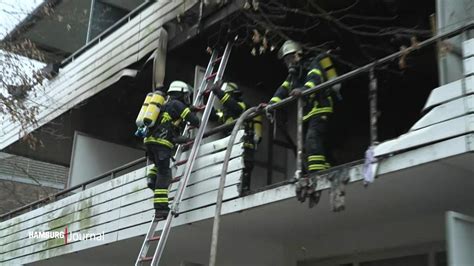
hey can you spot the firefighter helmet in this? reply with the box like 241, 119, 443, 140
223, 82, 240, 93
168, 81, 192, 94
277, 40, 303, 59
168, 81, 192, 104
223, 82, 242, 98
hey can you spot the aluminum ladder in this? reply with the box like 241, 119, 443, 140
135, 42, 233, 266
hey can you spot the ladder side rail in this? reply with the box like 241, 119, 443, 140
172, 51, 219, 163
172, 43, 232, 211
151, 43, 232, 265
135, 219, 160, 266
135, 50, 218, 266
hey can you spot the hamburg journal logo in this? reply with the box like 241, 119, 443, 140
28, 227, 105, 244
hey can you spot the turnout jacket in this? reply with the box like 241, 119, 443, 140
270, 56, 333, 121
211, 89, 261, 149
144, 99, 200, 148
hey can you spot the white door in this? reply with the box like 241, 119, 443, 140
446, 211, 474, 266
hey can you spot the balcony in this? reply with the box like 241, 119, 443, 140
1, 16, 474, 266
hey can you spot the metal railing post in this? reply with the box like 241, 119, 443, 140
369, 67, 378, 145
295, 97, 304, 180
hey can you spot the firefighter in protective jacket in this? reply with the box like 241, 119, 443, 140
143, 81, 200, 218
210, 82, 262, 192
269, 40, 336, 206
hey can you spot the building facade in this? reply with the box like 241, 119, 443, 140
0, 0, 473, 265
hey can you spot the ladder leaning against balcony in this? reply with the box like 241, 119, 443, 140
135, 42, 233, 266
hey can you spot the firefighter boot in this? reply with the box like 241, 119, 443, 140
154, 188, 170, 219
241, 172, 251, 194
155, 206, 170, 220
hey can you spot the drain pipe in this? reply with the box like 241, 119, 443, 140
209, 106, 257, 266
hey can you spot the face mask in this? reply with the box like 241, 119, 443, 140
183, 93, 191, 105
283, 53, 297, 68
283, 53, 301, 75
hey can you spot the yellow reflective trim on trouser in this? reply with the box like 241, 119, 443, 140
154, 189, 168, 194
325, 163, 331, 169
180, 108, 190, 119
148, 167, 157, 174
308, 164, 327, 171
154, 198, 168, 203
270, 97, 282, 103
221, 93, 231, 104
238, 102, 246, 110
308, 68, 323, 77
308, 155, 326, 161
281, 81, 290, 89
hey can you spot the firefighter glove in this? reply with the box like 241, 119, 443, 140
173, 135, 191, 144
211, 80, 224, 94
289, 88, 303, 97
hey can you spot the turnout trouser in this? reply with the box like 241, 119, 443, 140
146, 144, 172, 210
305, 114, 330, 174
241, 146, 255, 191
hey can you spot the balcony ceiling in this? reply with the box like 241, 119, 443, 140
2, 0, 145, 63
99, 0, 143, 12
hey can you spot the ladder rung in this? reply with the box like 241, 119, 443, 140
148, 236, 161, 242
205, 72, 217, 80
140, 256, 153, 262
176, 159, 187, 166
193, 104, 206, 111
213, 56, 223, 64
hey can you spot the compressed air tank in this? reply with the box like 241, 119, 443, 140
136, 93, 153, 127
253, 115, 263, 144
319, 56, 337, 80
143, 91, 165, 127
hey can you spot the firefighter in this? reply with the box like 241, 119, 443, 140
143, 81, 200, 218
268, 40, 335, 206
210, 82, 262, 193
